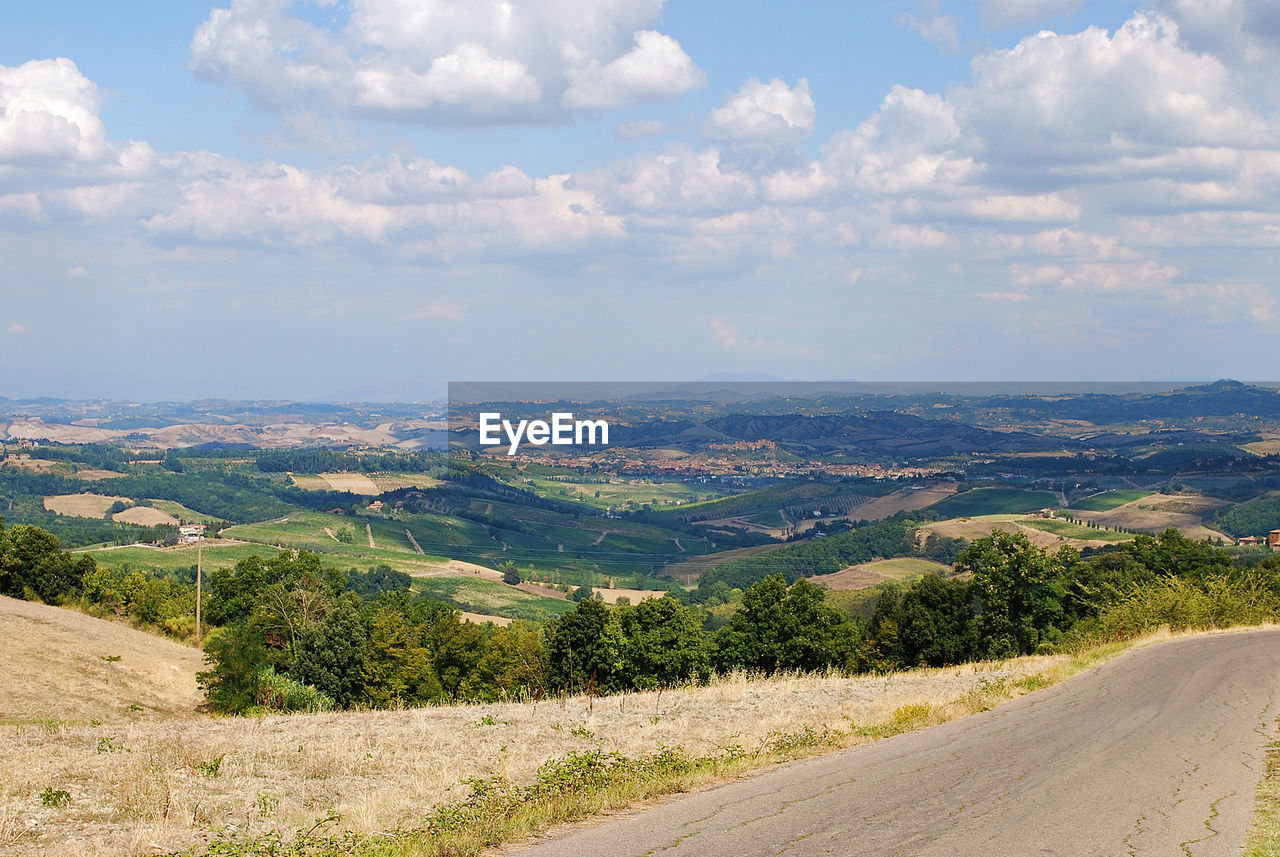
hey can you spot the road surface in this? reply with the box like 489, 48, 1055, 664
511, 630, 1280, 856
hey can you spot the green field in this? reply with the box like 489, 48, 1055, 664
411, 576, 572, 623
482, 464, 730, 511
1022, 518, 1135, 542
930, 488, 1061, 518
83, 542, 273, 573
1068, 490, 1153, 512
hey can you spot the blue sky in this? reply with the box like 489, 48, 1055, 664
1, 0, 1278, 401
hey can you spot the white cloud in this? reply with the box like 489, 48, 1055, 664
6, 322, 29, 334
353, 43, 541, 112
897, 11, 962, 52
974, 290, 1030, 301
190, 1, 704, 124
0, 58, 108, 164
406, 300, 465, 321
962, 13, 1270, 171
562, 30, 704, 109
706, 78, 815, 146
710, 315, 737, 348
66, 265, 88, 276
824, 85, 977, 195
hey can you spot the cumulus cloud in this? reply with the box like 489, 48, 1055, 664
562, 30, 705, 109
824, 85, 976, 195
0, 58, 108, 164
961, 13, 1270, 172
190, 0, 705, 124
706, 78, 815, 146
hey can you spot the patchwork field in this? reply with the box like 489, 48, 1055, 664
850, 484, 958, 521
665, 544, 786, 583
43, 494, 129, 518
410, 576, 572, 622
592, 586, 669, 604
928, 488, 1061, 518
1068, 489, 1153, 512
318, 472, 381, 495
84, 542, 272, 574
485, 466, 730, 511
147, 499, 222, 525
916, 514, 1128, 550
1069, 493, 1231, 540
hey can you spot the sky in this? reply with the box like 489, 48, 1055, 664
2, 0, 1279, 401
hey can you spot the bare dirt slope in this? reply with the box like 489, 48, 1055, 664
0, 596, 203, 723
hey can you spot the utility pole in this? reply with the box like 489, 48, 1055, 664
195, 533, 202, 642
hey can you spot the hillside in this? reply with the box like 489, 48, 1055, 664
0, 596, 203, 723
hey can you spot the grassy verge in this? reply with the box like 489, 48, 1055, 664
1247, 727, 1280, 857
170, 640, 1136, 857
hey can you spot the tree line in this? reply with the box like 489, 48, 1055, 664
5, 513, 1280, 716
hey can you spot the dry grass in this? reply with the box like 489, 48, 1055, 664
0, 644, 1089, 857
317, 473, 380, 496
370, 474, 442, 492
75, 469, 127, 481
112, 507, 180, 527
1247, 725, 1280, 857
851, 485, 957, 522
43, 494, 129, 518
5, 595, 1250, 857
460, 611, 513, 627
917, 515, 1125, 550
816, 558, 953, 591
591, 587, 667, 605
0, 596, 203, 724
1, 455, 70, 475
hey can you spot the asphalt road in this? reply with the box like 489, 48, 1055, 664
511, 631, 1280, 857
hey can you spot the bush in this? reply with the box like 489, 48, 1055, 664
252, 666, 335, 714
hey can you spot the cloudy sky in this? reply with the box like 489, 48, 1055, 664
2, 0, 1279, 401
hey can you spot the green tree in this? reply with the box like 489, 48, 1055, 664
198, 621, 270, 714
713, 575, 860, 674
897, 574, 977, 667
544, 595, 618, 692
612, 596, 710, 690
956, 532, 1071, 658
293, 594, 368, 707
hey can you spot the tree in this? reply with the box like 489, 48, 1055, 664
713, 575, 860, 674
499, 560, 522, 586
198, 621, 269, 714
292, 593, 368, 707
544, 595, 618, 692
612, 596, 710, 690
956, 532, 1071, 658
897, 574, 977, 667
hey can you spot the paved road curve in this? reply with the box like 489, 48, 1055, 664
511, 631, 1280, 857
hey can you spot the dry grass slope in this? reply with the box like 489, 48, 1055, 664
0, 596, 203, 724
0, 594, 1091, 857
